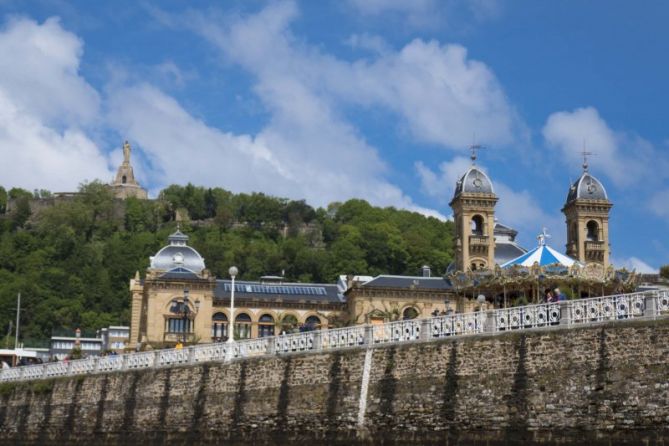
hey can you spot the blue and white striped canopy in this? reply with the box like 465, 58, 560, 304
501, 244, 579, 268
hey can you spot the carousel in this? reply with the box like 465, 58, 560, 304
447, 229, 637, 308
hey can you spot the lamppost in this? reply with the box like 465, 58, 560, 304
477, 294, 486, 331
227, 266, 238, 344
182, 288, 190, 344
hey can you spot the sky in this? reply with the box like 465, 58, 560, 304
0, 0, 667, 272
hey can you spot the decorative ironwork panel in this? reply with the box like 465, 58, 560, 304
97, 355, 124, 373
192, 343, 228, 363
126, 352, 155, 369
44, 362, 69, 378
70, 358, 96, 374
157, 348, 189, 366
238, 338, 270, 358
0, 367, 22, 381
275, 332, 314, 354
321, 326, 366, 350
22, 365, 45, 380
431, 313, 483, 338
373, 320, 420, 344
658, 291, 669, 313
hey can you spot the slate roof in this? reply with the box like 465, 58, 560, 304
360, 275, 452, 290
214, 280, 345, 304
566, 172, 609, 203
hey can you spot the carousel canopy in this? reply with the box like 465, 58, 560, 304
501, 229, 580, 268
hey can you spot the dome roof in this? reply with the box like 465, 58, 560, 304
566, 172, 608, 203
150, 230, 206, 274
454, 167, 494, 197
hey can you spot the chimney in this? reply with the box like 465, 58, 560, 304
421, 265, 431, 278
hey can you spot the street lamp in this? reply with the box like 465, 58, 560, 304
182, 288, 191, 344
227, 266, 238, 344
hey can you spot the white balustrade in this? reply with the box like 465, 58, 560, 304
494, 303, 560, 331
373, 319, 421, 344
321, 326, 366, 350
275, 332, 314, 354
1, 290, 666, 383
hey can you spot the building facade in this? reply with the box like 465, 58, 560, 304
129, 230, 344, 347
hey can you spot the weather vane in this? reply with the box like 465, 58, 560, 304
581, 141, 595, 172
469, 142, 486, 165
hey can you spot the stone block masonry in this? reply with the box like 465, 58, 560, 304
0, 318, 667, 445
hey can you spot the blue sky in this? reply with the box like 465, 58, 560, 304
0, 0, 667, 271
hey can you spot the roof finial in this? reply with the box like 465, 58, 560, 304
537, 227, 551, 246
581, 141, 593, 172
469, 143, 485, 165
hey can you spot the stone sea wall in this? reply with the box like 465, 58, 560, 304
0, 318, 668, 445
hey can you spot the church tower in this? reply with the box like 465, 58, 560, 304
562, 157, 612, 267
449, 147, 498, 271
111, 141, 148, 200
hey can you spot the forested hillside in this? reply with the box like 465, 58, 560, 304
0, 182, 453, 345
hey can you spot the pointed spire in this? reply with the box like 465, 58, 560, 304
581, 144, 593, 172
469, 143, 484, 165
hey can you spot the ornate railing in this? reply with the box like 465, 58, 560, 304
1, 290, 667, 383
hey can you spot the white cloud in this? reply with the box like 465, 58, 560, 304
0, 17, 99, 126
611, 256, 657, 274
110, 0, 519, 215
0, 17, 112, 192
345, 0, 502, 27
648, 189, 669, 219
542, 107, 654, 187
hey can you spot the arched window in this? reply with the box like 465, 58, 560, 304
304, 315, 321, 331
586, 220, 599, 242
166, 299, 192, 335
471, 215, 484, 236
403, 307, 419, 320
235, 313, 252, 340
258, 314, 275, 338
280, 314, 299, 334
211, 312, 228, 341
122, 175, 127, 184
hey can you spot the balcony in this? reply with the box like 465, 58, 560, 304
469, 235, 489, 256
585, 240, 605, 251
469, 235, 489, 245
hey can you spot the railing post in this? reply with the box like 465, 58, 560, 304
644, 292, 657, 318
187, 346, 196, 364
364, 325, 374, 346
154, 350, 161, 368
267, 336, 276, 355
313, 330, 323, 351
484, 310, 496, 333
559, 301, 570, 325
420, 319, 432, 341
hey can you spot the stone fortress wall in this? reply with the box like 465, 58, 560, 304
0, 318, 667, 445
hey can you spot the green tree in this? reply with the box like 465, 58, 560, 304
660, 265, 669, 279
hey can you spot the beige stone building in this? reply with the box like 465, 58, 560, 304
130, 230, 344, 347
111, 141, 148, 200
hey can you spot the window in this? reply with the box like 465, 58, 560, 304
280, 314, 299, 334
471, 215, 484, 236
212, 312, 228, 341
586, 221, 599, 242
166, 318, 192, 334
403, 307, 419, 320
235, 313, 252, 340
304, 315, 321, 330
122, 175, 127, 184
258, 314, 275, 338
